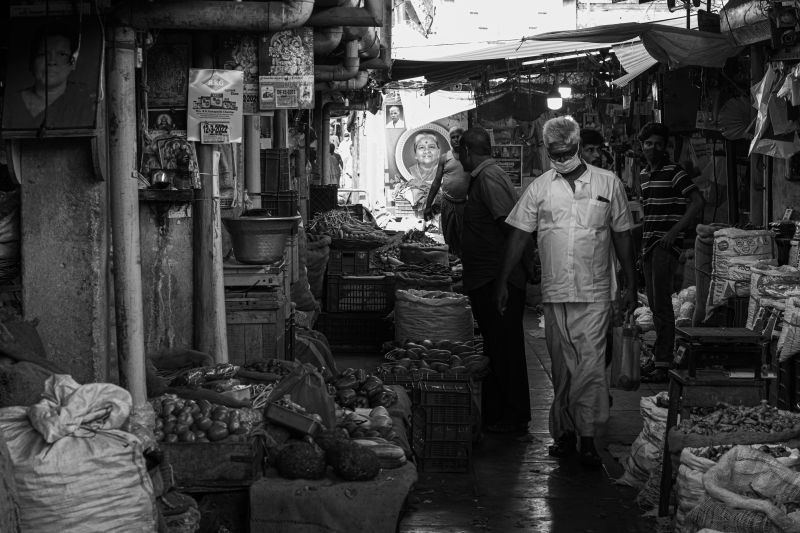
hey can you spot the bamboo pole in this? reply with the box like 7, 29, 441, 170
108, 26, 147, 405
193, 36, 229, 363
245, 115, 261, 208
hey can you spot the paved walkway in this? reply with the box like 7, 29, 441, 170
396, 310, 660, 533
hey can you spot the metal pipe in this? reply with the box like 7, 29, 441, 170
108, 26, 147, 406
308, 0, 383, 27
358, 27, 380, 59
343, 25, 369, 40
315, 70, 369, 91
320, 100, 367, 185
315, 39, 360, 81
361, 45, 390, 69
361, 0, 392, 69
244, 115, 261, 207
119, 0, 315, 31
314, 26, 344, 57
193, 36, 228, 363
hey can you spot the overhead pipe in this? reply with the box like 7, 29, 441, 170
343, 25, 369, 41
118, 0, 315, 31
308, 0, 383, 27
315, 70, 370, 91
315, 39, 360, 81
361, 0, 391, 69
359, 27, 380, 59
314, 26, 344, 57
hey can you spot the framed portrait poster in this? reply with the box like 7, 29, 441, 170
2, 15, 103, 138
394, 123, 450, 182
491, 144, 523, 186
146, 34, 191, 108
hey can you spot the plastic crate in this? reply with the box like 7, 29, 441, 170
416, 442, 471, 473
226, 298, 287, 364
259, 190, 298, 217
261, 148, 291, 192
328, 249, 372, 276
314, 312, 392, 352
310, 185, 339, 218
325, 275, 394, 313
225, 288, 284, 310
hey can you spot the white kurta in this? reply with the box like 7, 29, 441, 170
506, 164, 633, 437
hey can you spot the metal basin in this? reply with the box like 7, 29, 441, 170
222, 215, 300, 264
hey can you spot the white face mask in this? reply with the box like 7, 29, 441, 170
550, 151, 581, 174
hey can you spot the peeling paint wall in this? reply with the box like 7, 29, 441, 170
139, 203, 194, 356
20, 140, 108, 383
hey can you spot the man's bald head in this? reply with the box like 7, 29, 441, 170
460, 127, 491, 156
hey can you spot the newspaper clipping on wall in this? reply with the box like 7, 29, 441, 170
187, 68, 244, 143
259, 28, 314, 110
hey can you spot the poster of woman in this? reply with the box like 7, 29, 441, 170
2, 16, 103, 137
392, 123, 450, 215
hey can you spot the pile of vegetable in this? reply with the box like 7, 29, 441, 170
151, 394, 261, 444
394, 263, 452, 277
380, 339, 490, 378
338, 406, 397, 442
692, 444, 794, 462
308, 210, 389, 243
676, 401, 800, 436
170, 363, 238, 387
330, 368, 398, 409
401, 229, 440, 247
242, 359, 296, 378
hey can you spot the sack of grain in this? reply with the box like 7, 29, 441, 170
746, 263, 800, 329
705, 228, 774, 321
617, 392, 669, 489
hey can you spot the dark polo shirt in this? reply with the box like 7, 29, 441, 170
462, 158, 527, 292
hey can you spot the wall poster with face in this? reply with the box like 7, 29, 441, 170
3, 16, 103, 137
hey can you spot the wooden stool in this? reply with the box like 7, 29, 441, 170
674, 327, 770, 378
657, 369, 767, 517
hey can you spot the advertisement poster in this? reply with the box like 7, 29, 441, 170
217, 34, 259, 115
258, 28, 314, 110
491, 144, 523, 186
187, 68, 243, 143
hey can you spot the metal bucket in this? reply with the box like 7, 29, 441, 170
222, 216, 300, 264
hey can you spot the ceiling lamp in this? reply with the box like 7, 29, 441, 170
547, 85, 563, 111
558, 75, 572, 99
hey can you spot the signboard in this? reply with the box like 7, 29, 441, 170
492, 144, 523, 186
187, 69, 243, 143
258, 28, 314, 110
217, 34, 259, 115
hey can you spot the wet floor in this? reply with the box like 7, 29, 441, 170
341, 310, 660, 533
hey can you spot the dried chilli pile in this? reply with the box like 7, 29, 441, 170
309, 210, 388, 243
401, 229, 441, 247
676, 401, 800, 435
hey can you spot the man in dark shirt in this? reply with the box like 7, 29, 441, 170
459, 127, 530, 434
639, 123, 704, 381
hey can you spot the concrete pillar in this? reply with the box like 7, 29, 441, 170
245, 115, 262, 208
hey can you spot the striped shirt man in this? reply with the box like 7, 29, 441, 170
640, 161, 698, 257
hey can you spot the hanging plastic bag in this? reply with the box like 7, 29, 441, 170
610, 314, 641, 392
266, 363, 335, 430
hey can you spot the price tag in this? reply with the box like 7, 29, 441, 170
200, 122, 230, 144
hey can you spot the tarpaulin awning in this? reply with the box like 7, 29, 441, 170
532, 22, 744, 70
611, 41, 658, 87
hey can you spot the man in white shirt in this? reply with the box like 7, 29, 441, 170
385, 106, 405, 129
494, 116, 637, 467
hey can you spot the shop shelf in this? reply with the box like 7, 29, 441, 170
324, 275, 394, 313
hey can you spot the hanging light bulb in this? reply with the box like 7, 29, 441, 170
547, 86, 563, 111
558, 75, 572, 99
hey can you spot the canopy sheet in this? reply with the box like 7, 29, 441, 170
399, 89, 477, 129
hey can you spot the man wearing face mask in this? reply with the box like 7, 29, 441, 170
460, 127, 531, 435
638, 123, 704, 382
423, 126, 470, 256
494, 116, 637, 467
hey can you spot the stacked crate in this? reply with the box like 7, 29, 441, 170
411, 380, 477, 472
316, 242, 393, 352
223, 260, 291, 363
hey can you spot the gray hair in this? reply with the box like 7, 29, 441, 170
542, 116, 580, 146
449, 126, 464, 135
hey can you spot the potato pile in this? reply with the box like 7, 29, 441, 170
152, 395, 255, 444
380, 339, 489, 378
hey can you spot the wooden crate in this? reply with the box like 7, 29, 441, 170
226, 299, 288, 363
160, 438, 264, 490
